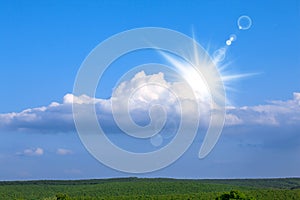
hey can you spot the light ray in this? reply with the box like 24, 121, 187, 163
221, 73, 259, 82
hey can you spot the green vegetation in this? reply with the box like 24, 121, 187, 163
0, 177, 299, 199
216, 190, 255, 200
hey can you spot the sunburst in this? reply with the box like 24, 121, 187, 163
160, 37, 255, 106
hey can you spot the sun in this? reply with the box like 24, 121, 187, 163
160, 37, 254, 107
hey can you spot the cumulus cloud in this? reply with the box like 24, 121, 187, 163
225, 92, 300, 126
0, 71, 299, 133
56, 148, 73, 155
0, 71, 207, 133
17, 147, 44, 156
0, 100, 75, 132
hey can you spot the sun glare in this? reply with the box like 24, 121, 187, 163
160, 37, 255, 107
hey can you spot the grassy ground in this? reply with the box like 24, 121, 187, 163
0, 177, 299, 199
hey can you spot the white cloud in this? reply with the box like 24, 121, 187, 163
0, 71, 299, 133
225, 113, 243, 125
226, 92, 300, 126
0, 71, 209, 133
56, 148, 73, 155
294, 92, 300, 103
17, 147, 44, 156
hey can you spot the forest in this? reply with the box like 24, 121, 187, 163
0, 177, 300, 199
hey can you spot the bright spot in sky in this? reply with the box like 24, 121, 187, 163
150, 134, 163, 147
229, 34, 237, 41
160, 51, 211, 102
213, 48, 226, 63
160, 37, 254, 104
226, 34, 236, 46
237, 15, 252, 30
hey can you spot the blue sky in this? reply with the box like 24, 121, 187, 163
0, 0, 300, 180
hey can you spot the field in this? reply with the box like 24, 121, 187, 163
0, 177, 300, 200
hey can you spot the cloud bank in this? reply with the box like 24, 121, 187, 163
16, 147, 44, 156
226, 92, 300, 126
0, 71, 299, 133
56, 148, 73, 155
